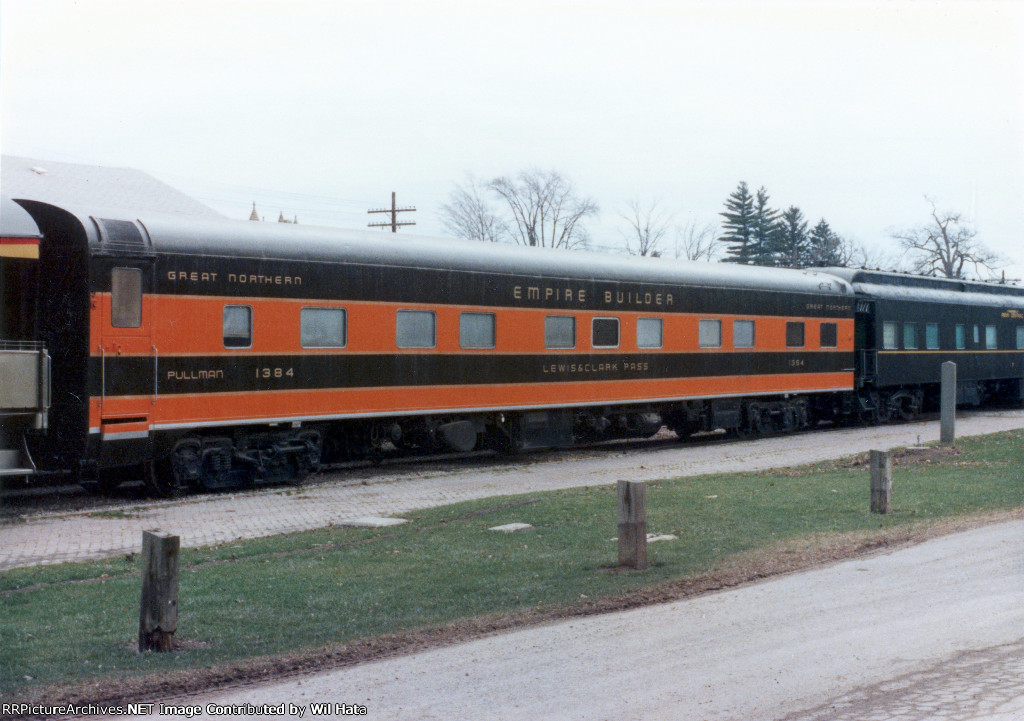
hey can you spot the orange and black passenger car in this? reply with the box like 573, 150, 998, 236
2, 197, 1022, 494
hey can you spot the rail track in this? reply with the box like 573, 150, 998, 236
0, 411, 956, 520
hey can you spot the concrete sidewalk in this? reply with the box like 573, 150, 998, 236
3, 409, 1024, 570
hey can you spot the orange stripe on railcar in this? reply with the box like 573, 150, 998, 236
88, 293, 855, 356
88, 371, 854, 431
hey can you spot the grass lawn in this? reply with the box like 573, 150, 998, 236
1, 429, 1022, 701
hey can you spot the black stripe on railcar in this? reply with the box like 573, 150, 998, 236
90, 351, 853, 397
92, 256, 857, 319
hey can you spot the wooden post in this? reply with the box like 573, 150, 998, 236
139, 531, 179, 652
869, 450, 892, 515
940, 361, 956, 446
617, 480, 648, 570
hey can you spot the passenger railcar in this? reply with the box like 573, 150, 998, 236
825, 268, 1024, 421
3, 198, 856, 494
0, 197, 49, 479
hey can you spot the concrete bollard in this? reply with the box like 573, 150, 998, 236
940, 361, 956, 446
617, 480, 648, 570
139, 531, 180, 652
869, 450, 892, 515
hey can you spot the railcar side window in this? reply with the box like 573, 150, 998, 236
974, 325, 980, 344
460, 312, 496, 349
110, 267, 142, 328
883, 322, 898, 350
903, 323, 917, 350
637, 318, 663, 349
698, 319, 722, 348
1017, 326, 1024, 350
397, 310, 436, 349
545, 316, 576, 349
223, 306, 253, 348
785, 321, 805, 348
301, 308, 346, 348
733, 320, 755, 348
986, 325, 997, 350
592, 318, 619, 348
819, 322, 838, 348
956, 325, 966, 350
925, 323, 939, 350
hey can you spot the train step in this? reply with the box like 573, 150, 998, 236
0, 444, 37, 476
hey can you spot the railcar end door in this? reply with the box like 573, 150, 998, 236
96, 259, 156, 460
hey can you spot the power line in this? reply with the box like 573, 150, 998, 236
368, 191, 416, 233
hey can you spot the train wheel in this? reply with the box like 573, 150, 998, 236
669, 420, 698, 440
896, 394, 922, 422
495, 433, 523, 455
288, 431, 323, 485
871, 392, 892, 424
748, 404, 767, 437
885, 396, 902, 423
145, 457, 188, 498
488, 414, 523, 455
795, 400, 810, 430
857, 391, 878, 426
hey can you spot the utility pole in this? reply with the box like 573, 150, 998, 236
368, 192, 416, 233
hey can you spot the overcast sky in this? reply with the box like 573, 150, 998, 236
2, 0, 1022, 276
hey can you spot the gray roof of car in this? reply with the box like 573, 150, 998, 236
108, 209, 855, 296
817, 267, 1024, 308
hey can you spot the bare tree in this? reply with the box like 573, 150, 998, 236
673, 216, 720, 261
891, 197, 1002, 279
833, 235, 905, 271
619, 199, 673, 256
440, 174, 503, 243
488, 169, 598, 249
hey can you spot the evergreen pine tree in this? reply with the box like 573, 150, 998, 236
808, 219, 844, 267
775, 206, 810, 268
719, 182, 756, 264
749, 186, 780, 266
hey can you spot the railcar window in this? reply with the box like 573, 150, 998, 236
903, 323, 917, 350
733, 320, 755, 348
974, 325, 980, 344
956, 325, 966, 350
397, 310, 436, 349
301, 308, 346, 348
1017, 326, 1024, 351
637, 318, 663, 349
110, 267, 142, 328
819, 322, 838, 348
986, 325, 997, 350
785, 321, 805, 348
926, 323, 939, 350
883, 322, 898, 350
698, 319, 722, 348
223, 306, 253, 348
460, 312, 496, 349
545, 315, 576, 349
592, 318, 619, 348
